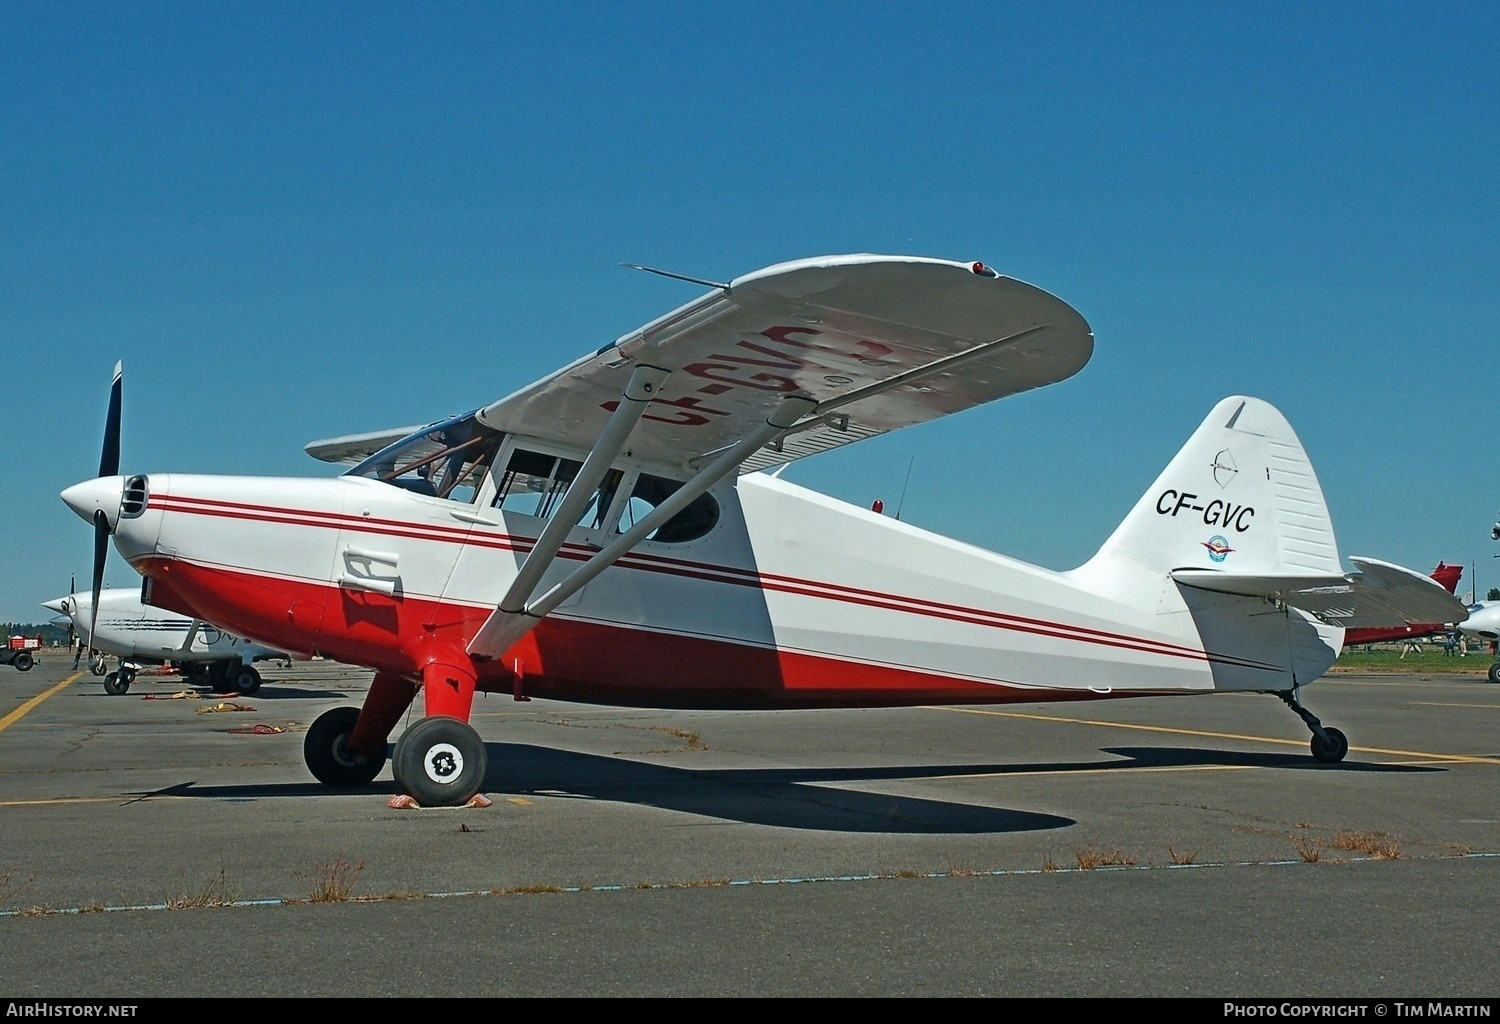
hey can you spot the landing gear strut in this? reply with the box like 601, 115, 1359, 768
1278, 689, 1348, 763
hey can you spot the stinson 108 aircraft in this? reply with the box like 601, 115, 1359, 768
59, 255, 1467, 806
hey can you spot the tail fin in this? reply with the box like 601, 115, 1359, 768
1074, 396, 1341, 599
1430, 563, 1462, 595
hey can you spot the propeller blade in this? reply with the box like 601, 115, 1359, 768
68, 574, 77, 642
89, 510, 109, 654
98, 361, 122, 479
180, 619, 202, 653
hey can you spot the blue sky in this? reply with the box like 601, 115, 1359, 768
2, 2, 1496, 622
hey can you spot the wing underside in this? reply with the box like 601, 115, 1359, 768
477, 255, 1093, 472
304, 255, 1093, 475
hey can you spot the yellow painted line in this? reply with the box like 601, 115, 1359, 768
938, 763, 1253, 780
0, 673, 83, 735
505, 797, 533, 807
1413, 702, 1500, 710
0, 795, 121, 808
926, 706, 1500, 765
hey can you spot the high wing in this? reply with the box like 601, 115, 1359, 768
306, 255, 1093, 472
1172, 557, 1472, 629
476, 254, 1093, 472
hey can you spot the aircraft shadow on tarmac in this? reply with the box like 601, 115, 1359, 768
134, 740, 1442, 833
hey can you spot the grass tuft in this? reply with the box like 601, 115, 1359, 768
1073, 845, 1135, 870
293, 858, 364, 902
164, 864, 238, 910
1292, 837, 1323, 863
1330, 829, 1402, 859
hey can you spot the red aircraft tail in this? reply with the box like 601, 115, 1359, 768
1430, 562, 1462, 595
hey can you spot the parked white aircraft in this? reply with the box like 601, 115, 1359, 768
1455, 601, 1500, 682
58, 254, 1469, 806
42, 588, 289, 695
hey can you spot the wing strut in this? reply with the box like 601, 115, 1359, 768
467, 392, 817, 659
494, 364, 671, 620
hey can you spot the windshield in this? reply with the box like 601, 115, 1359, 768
347, 412, 504, 504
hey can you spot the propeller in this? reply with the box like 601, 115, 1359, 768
66, 574, 77, 645
84, 362, 123, 659
99, 362, 122, 478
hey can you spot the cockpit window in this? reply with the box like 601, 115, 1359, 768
619, 473, 720, 544
346, 413, 503, 505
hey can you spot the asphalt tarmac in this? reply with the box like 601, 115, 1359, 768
1, 653, 1496, 997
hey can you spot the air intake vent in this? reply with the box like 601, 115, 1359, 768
121, 475, 149, 518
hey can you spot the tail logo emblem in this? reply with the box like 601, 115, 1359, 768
1203, 536, 1233, 562
1211, 449, 1238, 488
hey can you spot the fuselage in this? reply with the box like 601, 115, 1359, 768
1458, 601, 1500, 641
41, 589, 285, 665
103, 465, 1331, 708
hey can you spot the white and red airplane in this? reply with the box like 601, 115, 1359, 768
41, 587, 289, 695
58, 255, 1468, 806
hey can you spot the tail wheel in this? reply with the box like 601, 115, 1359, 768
304, 706, 386, 787
12, 652, 33, 672
1311, 726, 1349, 764
103, 671, 130, 696
392, 716, 487, 807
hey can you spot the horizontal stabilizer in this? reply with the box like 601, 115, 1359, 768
1171, 557, 1471, 629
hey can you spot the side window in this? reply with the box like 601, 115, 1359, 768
618, 473, 720, 544
493, 450, 580, 518
492, 451, 623, 530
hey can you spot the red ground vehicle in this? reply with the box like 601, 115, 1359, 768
1, 635, 41, 672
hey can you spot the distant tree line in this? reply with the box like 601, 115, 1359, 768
4, 623, 72, 645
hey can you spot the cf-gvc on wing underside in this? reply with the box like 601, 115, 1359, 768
59, 254, 1467, 806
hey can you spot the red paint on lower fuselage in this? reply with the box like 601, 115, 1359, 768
137, 556, 1161, 711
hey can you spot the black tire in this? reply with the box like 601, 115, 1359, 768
90, 656, 107, 677
304, 706, 386, 787
391, 716, 487, 807
1488, 662, 1500, 684
231, 665, 261, 695
103, 671, 130, 696
12, 651, 33, 672
1311, 726, 1349, 764
208, 661, 236, 693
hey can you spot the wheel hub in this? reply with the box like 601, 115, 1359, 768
424, 743, 464, 784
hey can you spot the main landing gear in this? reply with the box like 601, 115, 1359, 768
1277, 689, 1349, 763
184, 659, 262, 695
305, 707, 387, 787
302, 664, 488, 807
103, 664, 137, 695
391, 717, 488, 807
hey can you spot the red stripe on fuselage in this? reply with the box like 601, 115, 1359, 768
149, 493, 1279, 672
139, 557, 1179, 710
